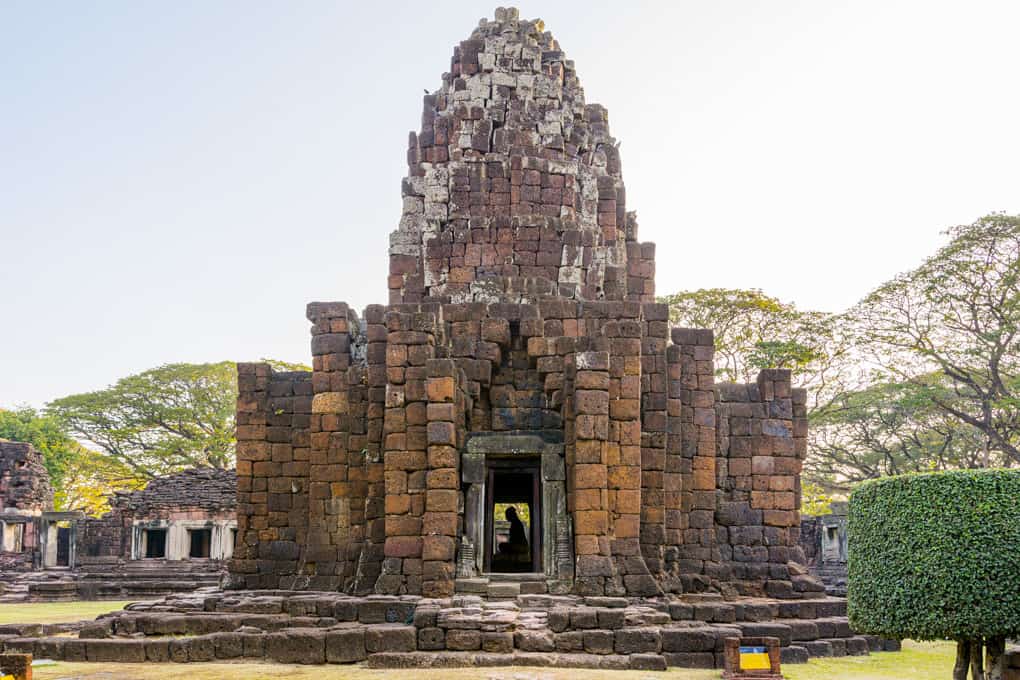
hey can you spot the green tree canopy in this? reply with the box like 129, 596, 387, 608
0, 406, 132, 514
853, 213, 1020, 466
658, 288, 854, 411
807, 375, 1003, 491
46, 361, 239, 479
0, 406, 78, 489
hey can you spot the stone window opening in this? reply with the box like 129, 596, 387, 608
188, 528, 212, 559
1, 521, 25, 552
142, 528, 167, 559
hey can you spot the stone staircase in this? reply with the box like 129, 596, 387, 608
0, 589, 901, 671
75, 560, 224, 599
0, 573, 31, 603
0, 571, 78, 603
455, 573, 552, 598
811, 564, 849, 597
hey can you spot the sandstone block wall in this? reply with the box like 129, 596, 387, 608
233, 365, 311, 587
0, 441, 52, 514
229, 8, 819, 600
78, 467, 237, 564
0, 441, 52, 570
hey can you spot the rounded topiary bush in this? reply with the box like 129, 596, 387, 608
848, 469, 1020, 678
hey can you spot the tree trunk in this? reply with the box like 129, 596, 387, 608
955, 640, 971, 680
970, 639, 985, 680
986, 636, 1005, 680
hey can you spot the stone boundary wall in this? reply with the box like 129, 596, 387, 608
715, 370, 813, 598
232, 365, 312, 588
667, 329, 718, 591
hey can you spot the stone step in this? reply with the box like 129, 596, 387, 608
487, 573, 546, 582
486, 582, 520, 598
679, 593, 724, 603
366, 650, 666, 670
775, 598, 848, 619
454, 578, 488, 594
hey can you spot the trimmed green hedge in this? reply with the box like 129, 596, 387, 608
848, 469, 1020, 640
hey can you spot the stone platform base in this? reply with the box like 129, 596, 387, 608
0, 563, 225, 603
0, 588, 900, 670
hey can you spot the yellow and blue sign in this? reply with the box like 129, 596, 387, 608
739, 645, 772, 670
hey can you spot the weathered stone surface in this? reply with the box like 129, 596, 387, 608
222, 5, 815, 607
325, 627, 367, 663
614, 627, 661, 654
444, 629, 481, 651
85, 639, 147, 663
365, 625, 416, 653
515, 629, 555, 653
583, 630, 615, 655
265, 628, 326, 664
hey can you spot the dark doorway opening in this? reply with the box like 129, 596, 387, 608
485, 461, 541, 573
144, 528, 167, 558
188, 528, 212, 558
55, 525, 71, 567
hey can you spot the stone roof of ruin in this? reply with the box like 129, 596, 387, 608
0, 439, 53, 514
389, 6, 645, 305
110, 466, 236, 514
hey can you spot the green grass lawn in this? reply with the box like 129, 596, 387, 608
785, 640, 955, 680
29, 641, 954, 680
0, 600, 138, 625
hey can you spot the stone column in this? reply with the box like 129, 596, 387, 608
376, 309, 437, 595
422, 358, 462, 598
605, 304, 656, 596
714, 369, 821, 598
356, 304, 390, 593
670, 327, 719, 590
640, 302, 671, 588
307, 302, 355, 590
231, 363, 310, 590
232, 362, 269, 588
571, 349, 611, 595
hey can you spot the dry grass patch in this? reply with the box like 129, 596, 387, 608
0, 600, 139, 625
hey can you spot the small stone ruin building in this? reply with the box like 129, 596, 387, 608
799, 502, 848, 596
74, 467, 238, 598
0, 439, 237, 599
0, 440, 53, 571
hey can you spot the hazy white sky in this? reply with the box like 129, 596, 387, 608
2, 0, 1019, 408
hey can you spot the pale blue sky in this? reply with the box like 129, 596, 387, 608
2, 1, 1019, 408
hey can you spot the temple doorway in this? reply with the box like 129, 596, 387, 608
55, 524, 71, 566
41, 514, 80, 569
484, 461, 542, 573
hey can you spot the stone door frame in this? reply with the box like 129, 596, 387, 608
483, 458, 542, 573
461, 431, 572, 585
39, 511, 84, 569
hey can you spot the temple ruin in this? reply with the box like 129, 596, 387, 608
0, 441, 235, 601
232, 7, 810, 603
0, 9, 900, 670
0, 441, 52, 572
799, 503, 849, 596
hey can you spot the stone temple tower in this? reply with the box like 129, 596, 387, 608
232, 7, 812, 602
388, 7, 653, 307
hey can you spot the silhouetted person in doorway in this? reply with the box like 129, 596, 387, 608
506, 506, 527, 550
498, 506, 529, 562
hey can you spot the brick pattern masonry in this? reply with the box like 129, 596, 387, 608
230, 7, 814, 603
